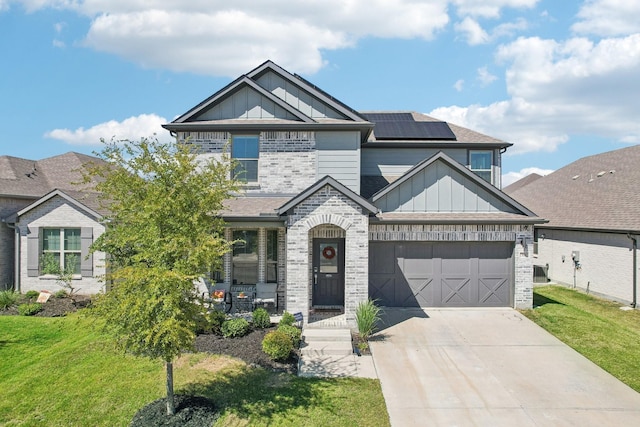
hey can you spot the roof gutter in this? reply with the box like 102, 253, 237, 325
627, 233, 637, 308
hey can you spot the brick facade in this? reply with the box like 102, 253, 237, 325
285, 185, 369, 326
0, 197, 32, 288
17, 196, 106, 295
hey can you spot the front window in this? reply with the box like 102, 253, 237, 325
470, 150, 492, 183
266, 229, 278, 283
232, 135, 259, 182
232, 230, 258, 285
41, 228, 81, 275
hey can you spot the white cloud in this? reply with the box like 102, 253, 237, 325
502, 166, 553, 187
477, 66, 497, 85
453, 0, 539, 18
455, 17, 490, 45
572, 0, 640, 37
432, 34, 640, 154
45, 114, 169, 145
454, 79, 464, 91
52, 39, 65, 48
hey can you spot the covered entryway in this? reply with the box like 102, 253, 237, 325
312, 238, 345, 306
369, 241, 513, 307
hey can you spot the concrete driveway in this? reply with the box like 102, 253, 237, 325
370, 308, 640, 426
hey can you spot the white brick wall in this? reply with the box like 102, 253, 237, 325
17, 197, 106, 295
535, 229, 639, 304
285, 185, 369, 326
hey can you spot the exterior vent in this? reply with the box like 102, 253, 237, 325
597, 171, 606, 177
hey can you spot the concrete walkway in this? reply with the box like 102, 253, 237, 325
298, 328, 377, 378
370, 308, 640, 426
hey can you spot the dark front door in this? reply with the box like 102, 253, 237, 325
312, 238, 345, 306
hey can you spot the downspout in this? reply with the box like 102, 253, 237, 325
627, 234, 637, 308
2, 220, 20, 292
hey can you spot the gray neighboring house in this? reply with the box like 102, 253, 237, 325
163, 60, 543, 326
0, 152, 107, 294
505, 145, 640, 307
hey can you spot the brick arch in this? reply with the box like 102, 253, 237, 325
300, 213, 353, 232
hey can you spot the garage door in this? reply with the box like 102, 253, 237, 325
369, 242, 513, 307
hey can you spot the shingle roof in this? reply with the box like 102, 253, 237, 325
0, 152, 105, 199
507, 145, 640, 232
220, 196, 292, 218
503, 173, 543, 194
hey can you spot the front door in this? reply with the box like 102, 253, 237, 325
312, 238, 345, 306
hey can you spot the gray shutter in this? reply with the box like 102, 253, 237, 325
81, 227, 93, 277
27, 227, 40, 277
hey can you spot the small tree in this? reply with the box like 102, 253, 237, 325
41, 252, 80, 301
86, 137, 237, 415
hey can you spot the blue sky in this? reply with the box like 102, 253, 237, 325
1, 0, 639, 186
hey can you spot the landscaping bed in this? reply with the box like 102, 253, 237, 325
0, 292, 91, 317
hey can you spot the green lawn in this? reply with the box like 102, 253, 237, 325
0, 315, 388, 427
522, 285, 640, 392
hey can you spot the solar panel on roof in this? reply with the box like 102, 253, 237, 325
373, 121, 456, 140
362, 112, 414, 122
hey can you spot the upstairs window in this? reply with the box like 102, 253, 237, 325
41, 228, 81, 275
232, 135, 259, 183
470, 150, 492, 183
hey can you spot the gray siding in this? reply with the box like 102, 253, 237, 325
256, 72, 345, 119
374, 160, 517, 213
362, 148, 503, 188
316, 131, 360, 193
196, 87, 298, 121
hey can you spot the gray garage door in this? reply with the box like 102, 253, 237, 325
369, 242, 514, 307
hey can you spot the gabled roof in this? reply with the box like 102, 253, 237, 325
508, 145, 640, 232
163, 60, 373, 140
15, 189, 104, 221
0, 152, 105, 199
277, 175, 379, 215
371, 151, 539, 218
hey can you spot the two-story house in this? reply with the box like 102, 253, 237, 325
162, 60, 542, 326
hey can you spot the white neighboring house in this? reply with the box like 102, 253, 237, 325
505, 145, 640, 307
0, 152, 107, 294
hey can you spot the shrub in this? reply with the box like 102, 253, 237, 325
221, 318, 250, 338
209, 310, 227, 335
277, 324, 301, 347
0, 290, 19, 309
356, 298, 383, 341
262, 330, 293, 361
54, 289, 68, 299
18, 303, 43, 316
279, 311, 296, 327
25, 290, 40, 299
252, 308, 271, 329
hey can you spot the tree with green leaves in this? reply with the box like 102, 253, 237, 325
85, 137, 238, 415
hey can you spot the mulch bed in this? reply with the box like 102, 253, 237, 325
0, 294, 91, 317
194, 326, 299, 375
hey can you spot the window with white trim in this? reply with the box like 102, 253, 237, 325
266, 229, 278, 283
41, 228, 81, 275
231, 135, 259, 183
469, 150, 492, 183
232, 229, 258, 285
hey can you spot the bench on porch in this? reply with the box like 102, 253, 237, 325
252, 283, 278, 312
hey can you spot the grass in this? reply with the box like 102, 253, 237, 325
0, 314, 388, 427
521, 285, 640, 392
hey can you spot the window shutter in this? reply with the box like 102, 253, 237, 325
27, 227, 40, 277
81, 227, 93, 277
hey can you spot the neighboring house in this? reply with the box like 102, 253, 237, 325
0, 152, 107, 294
163, 60, 543, 326
505, 145, 640, 307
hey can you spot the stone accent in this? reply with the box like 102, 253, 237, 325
17, 196, 106, 295
514, 233, 534, 309
285, 185, 369, 327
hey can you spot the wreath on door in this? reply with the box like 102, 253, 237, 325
322, 246, 336, 260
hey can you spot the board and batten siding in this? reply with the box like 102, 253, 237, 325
374, 160, 517, 213
195, 86, 298, 121
316, 131, 360, 193
362, 148, 503, 188
255, 71, 344, 119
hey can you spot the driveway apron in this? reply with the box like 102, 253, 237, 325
370, 308, 640, 426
